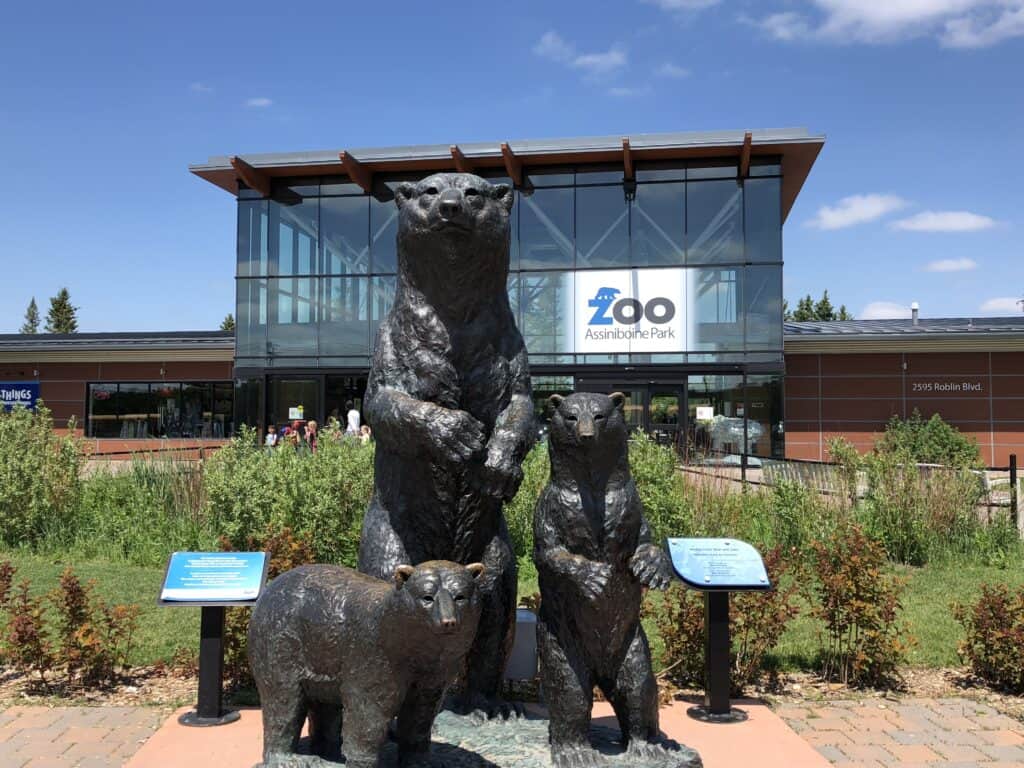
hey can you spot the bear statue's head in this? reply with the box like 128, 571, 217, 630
393, 173, 514, 300
393, 560, 486, 638
547, 392, 629, 462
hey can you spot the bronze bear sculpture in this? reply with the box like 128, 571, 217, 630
248, 560, 484, 768
357, 172, 534, 718
534, 392, 682, 768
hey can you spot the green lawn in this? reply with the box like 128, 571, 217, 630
2, 549, 1022, 673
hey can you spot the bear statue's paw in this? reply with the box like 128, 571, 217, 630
447, 693, 525, 724
256, 754, 336, 768
551, 743, 607, 768
625, 736, 703, 767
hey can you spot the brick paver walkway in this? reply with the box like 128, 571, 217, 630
0, 706, 164, 768
778, 697, 1024, 767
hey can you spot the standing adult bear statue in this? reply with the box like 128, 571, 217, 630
535, 392, 695, 768
358, 172, 535, 719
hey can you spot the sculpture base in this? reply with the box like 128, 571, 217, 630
253, 711, 702, 767
178, 709, 241, 727
686, 706, 749, 724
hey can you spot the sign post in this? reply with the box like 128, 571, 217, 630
159, 551, 269, 726
666, 538, 770, 723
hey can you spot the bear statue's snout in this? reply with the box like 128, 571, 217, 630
435, 590, 459, 633
437, 188, 466, 222
577, 412, 597, 440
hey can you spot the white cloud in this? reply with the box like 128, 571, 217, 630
656, 62, 691, 78
752, 1, 1024, 48
925, 257, 978, 272
533, 30, 575, 63
861, 301, 912, 319
642, 0, 720, 9
189, 82, 214, 94
980, 297, 1024, 313
892, 210, 996, 232
608, 85, 651, 97
245, 97, 273, 108
571, 46, 628, 75
805, 194, 908, 230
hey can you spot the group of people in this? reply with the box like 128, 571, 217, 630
263, 401, 371, 452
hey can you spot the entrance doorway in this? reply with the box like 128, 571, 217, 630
574, 379, 687, 450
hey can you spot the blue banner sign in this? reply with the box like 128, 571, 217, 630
160, 552, 268, 604
0, 381, 40, 411
666, 538, 770, 592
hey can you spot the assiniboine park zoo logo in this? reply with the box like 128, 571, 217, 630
573, 269, 687, 354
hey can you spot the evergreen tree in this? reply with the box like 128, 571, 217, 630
44, 288, 79, 334
220, 313, 236, 331
791, 294, 817, 321
837, 304, 853, 320
784, 291, 855, 321
20, 298, 40, 334
814, 290, 835, 321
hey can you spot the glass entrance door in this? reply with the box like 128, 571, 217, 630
648, 388, 685, 449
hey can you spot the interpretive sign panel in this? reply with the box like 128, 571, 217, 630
160, 552, 268, 606
667, 538, 770, 592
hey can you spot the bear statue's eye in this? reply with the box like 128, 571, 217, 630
423, 186, 439, 196
464, 187, 480, 198
564, 413, 578, 422
594, 413, 605, 421
454, 594, 466, 603
421, 595, 434, 604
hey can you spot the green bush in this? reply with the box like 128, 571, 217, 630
876, 410, 982, 468
203, 423, 374, 566
0, 404, 82, 547
954, 582, 1024, 693
504, 443, 550, 560
628, 431, 690, 543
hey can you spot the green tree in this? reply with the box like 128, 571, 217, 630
44, 288, 79, 334
20, 298, 40, 334
220, 313, 236, 331
785, 291, 854, 321
814, 290, 835, 320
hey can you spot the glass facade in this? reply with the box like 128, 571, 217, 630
233, 158, 785, 455
86, 382, 233, 439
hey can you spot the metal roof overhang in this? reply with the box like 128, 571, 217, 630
190, 128, 825, 222
784, 334, 1024, 354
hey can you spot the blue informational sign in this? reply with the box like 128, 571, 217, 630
0, 382, 40, 411
666, 538, 770, 592
160, 552, 268, 605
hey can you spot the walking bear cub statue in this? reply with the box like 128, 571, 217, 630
534, 392, 687, 768
248, 560, 485, 768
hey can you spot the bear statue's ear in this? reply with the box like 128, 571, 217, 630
492, 183, 514, 213
394, 182, 416, 210
609, 392, 626, 410
548, 393, 564, 412
466, 563, 485, 580
394, 565, 415, 587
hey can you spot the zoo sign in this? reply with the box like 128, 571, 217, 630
575, 269, 686, 354
0, 382, 40, 411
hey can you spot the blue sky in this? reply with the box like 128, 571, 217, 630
1, 0, 1021, 332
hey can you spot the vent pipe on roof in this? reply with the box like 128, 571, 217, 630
911, 302, 920, 326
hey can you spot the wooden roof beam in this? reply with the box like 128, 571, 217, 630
500, 142, 523, 186
739, 131, 752, 178
622, 137, 634, 181
450, 145, 474, 173
229, 156, 271, 197
339, 151, 373, 193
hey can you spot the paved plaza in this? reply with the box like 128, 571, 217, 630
1, 697, 1023, 767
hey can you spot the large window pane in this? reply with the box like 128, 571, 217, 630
237, 200, 268, 277
519, 188, 574, 270
321, 197, 369, 275
745, 265, 783, 351
687, 180, 742, 265
576, 186, 629, 269
118, 383, 156, 439
688, 374, 745, 458
268, 378, 319, 432
88, 384, 118, 438
234, 377, 262, 432
369, 275, 395, 351
320, 276, 369, 357
153, 382, 182, 437
370, 196, 399, 274
269, 198, 318, 275
179, 383, 211, 438
746, 374, 784, 458
689, 268, 742, 351
236, 278, 267, 358
631, 183, 684, 267
269, 277, 318, 356
744, 178, 781, 264
212, 383, 233, 438
519, 271, 574, 356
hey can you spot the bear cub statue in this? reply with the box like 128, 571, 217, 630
534, 392, 689, 768
248, 560, 484, 768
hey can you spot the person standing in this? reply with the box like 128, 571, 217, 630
305, 420, 319, 453
345, 400, 361, 437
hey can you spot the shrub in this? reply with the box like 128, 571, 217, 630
504, 443, 550, 559
0, 560, 13, 609
651, 547, 801, 695
876, 410, 981, 468
954, 583, 1024, 693
204, 423, 374, 566
0, 404, 82, 547
826, 436, 863, 508
628, 431, 689, 543
808, 524, 912, 687
4, 580, 54, 682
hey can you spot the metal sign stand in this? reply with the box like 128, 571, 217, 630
687, 591, 748, 723
178, 606, 240, 727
